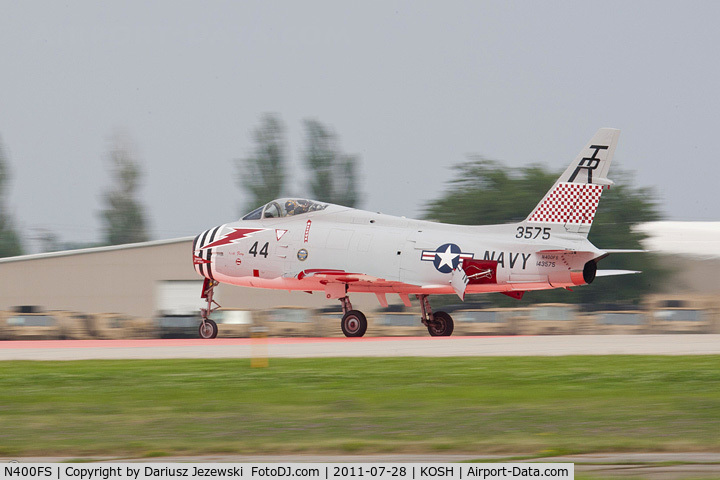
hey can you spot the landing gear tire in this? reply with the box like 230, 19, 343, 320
428, 311, 454, 337
199, 319, 218, 339
341, 310, 367, 338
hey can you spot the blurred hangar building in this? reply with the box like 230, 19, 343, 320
634, 221, 720, 295
0, 237, 356, 319
0, 221, 718, 319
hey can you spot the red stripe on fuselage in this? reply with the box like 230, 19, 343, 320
200, 228, 265, 249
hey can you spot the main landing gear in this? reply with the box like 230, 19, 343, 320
339, 296, 367, 337
418, 294, 454, 337
199, 279, 220, 339
337, 294, 454, 338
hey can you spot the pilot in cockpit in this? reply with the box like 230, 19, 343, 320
285, 199, 310, 216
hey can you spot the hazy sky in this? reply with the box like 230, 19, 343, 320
2, 1, 719, 252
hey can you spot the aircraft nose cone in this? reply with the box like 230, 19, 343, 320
192, 228, 216, 279
193, 231, 206, 278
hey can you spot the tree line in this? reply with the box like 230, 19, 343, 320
0, 136, 22, 257
0, 115, 362, 256
239, 114, 361, 213
0, 132, 150, 254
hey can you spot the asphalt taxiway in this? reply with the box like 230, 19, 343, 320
1, 334, 719, 360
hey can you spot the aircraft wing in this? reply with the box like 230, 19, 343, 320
295, 268, 410, 290
293, 268, 421, 308
296, 268, 383, 283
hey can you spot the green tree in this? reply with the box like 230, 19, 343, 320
0, 135, 22, 257
303, 119, 361, 207
424, 157, 557, 225
237, 114, 287, 212
424, 157, 666, 305
99, 133, 150, 245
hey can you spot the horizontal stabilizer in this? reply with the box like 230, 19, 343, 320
602, 249, 648, 254
596, 269, 641, 277
537, 249, 594, 255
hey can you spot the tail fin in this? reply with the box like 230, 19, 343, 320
525, 128, 620, 237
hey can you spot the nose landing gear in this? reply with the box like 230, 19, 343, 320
199, 278, 220, 339
199, 318, 218, 339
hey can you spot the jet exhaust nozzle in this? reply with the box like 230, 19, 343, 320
583, 260, 597, 284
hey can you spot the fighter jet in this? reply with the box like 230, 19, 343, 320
193, 128, 638, 338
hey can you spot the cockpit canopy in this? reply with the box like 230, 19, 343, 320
242, 198, 328, 220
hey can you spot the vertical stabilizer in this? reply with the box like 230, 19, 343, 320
526, 128, 620, 236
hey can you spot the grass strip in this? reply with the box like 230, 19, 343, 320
0, 356, 719, 457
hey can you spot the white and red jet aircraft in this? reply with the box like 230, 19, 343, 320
193, 128, 638, 338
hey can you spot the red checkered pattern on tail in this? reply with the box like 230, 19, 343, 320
528, 182, 605, 224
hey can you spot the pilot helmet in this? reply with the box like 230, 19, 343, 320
285, 199, 297, 214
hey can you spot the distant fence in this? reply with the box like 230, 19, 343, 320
1, 295, 718, 340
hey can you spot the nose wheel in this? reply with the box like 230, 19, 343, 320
199, 318, 218, 339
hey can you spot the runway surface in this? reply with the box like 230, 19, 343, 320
1, 334, 719, 360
